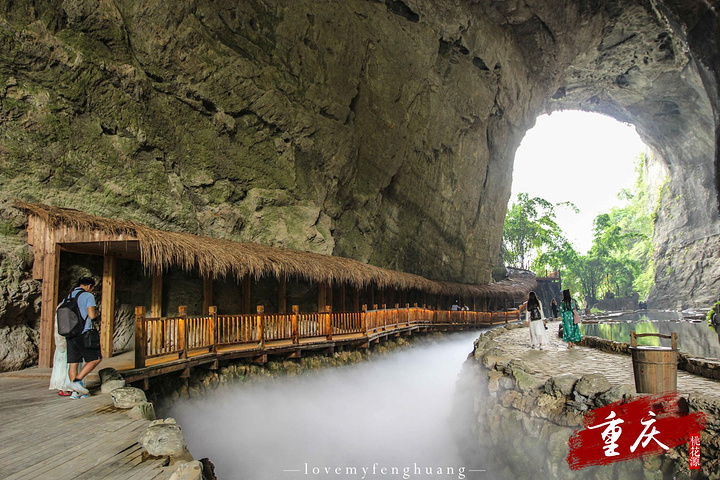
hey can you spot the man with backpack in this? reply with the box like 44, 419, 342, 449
62, 277, 101, 398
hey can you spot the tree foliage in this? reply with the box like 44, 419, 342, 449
502, 193, 566, 270
506, 153, 658, 307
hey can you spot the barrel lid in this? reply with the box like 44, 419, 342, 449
629, 346, 675, 351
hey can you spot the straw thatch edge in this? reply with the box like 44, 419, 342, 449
15, 202, 535, 299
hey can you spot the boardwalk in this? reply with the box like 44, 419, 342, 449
0, 378, 177, 480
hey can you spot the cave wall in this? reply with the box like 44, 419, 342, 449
0, 0, 719, 368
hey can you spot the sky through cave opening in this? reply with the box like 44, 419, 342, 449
509, 110, 649, 255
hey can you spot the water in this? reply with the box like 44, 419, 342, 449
580, 312, 720, 360
168, 331, 483, 480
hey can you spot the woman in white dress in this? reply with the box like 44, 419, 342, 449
49, 314, 74, 396
525, 291, 549, 349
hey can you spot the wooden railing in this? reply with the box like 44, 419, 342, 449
134, 303, 526, 368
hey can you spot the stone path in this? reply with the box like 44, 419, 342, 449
493, 321, 720, 397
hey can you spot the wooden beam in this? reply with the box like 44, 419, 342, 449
101, 254, 116, 359
242, 274, 251, 314
151, 273, 162, 318
278, 276, 287, 314
38, 232, 60, 368
340, 284, 346, 312
202, 276, 214, 315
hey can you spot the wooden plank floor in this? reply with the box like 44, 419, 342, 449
0, 378, 178, 479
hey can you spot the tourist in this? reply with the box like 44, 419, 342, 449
706, 294, 720, 328
65, 277, 102, 398
451, 300, 461, 311
525, 291, 549, 349
559, 289, 581, 349
49, 312, 74, 397
550, 298, 559, 319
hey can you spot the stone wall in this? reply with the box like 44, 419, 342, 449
452, 325, 720, 479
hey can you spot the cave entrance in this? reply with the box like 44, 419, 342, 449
510, 110, 648, 254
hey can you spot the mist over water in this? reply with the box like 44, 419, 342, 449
168, 331, 484, 480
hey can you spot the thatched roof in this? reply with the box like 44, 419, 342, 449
16, 202, 535, 299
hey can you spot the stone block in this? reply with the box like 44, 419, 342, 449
574, 373, 612, 397
128, 401, 156, 420
139, 418, 187, 457
99, 367, 123, 383
544, 373, 579, 397
110, 386, 147, 409
169, 461, 203, 480
101, 378, 126, 393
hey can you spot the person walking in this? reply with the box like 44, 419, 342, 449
525, 291, 549, 349
559, 289, 581, 349
65, 277, 102, 398
550, 298, 559, 319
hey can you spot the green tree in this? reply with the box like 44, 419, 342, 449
502, 193, 566, 269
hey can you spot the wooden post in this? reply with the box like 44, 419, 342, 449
327, 284, 333, 312
39, 236, 60, 368
278, 276, 287, 314
361, 305, 367, 334
101, 254, 116, 359
318, 282, 327, 313
209, 306, 217, 353
178, 305, 188, 359
202, 276, 214, 316
325, 305, 332, 340
369, 286, 375, 308
340, 284, 346, 312
292, 305, 299, 344
257, 305, 265, 348
382, 304, 387, 330
242, 274, 251, 314
134, 306, 147, 369
151, 272, 162, 318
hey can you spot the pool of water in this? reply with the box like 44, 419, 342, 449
580, 312, 720, 360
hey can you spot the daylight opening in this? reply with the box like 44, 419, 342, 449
504, 111, 666, 310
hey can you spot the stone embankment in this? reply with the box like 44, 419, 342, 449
452, 323, 720, 480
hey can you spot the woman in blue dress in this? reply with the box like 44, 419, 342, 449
559, 289, 581, 349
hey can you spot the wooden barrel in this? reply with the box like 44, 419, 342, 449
629, 331, 678, 394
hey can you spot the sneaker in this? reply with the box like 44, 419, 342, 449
70, 380, 89, 395
70, 391, 89, 399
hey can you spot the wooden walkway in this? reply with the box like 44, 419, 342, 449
0, 378, 178, 479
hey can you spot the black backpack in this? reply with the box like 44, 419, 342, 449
57, 290, 85, 338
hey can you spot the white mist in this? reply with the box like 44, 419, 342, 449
168, 331, 482, 479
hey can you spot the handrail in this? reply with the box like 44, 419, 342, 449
134, 304, 526, 368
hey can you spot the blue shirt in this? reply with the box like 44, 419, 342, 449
72, 287, 96, 333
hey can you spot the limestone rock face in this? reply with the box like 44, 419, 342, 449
0, 325, 38, 372
0, 0, 719, 369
